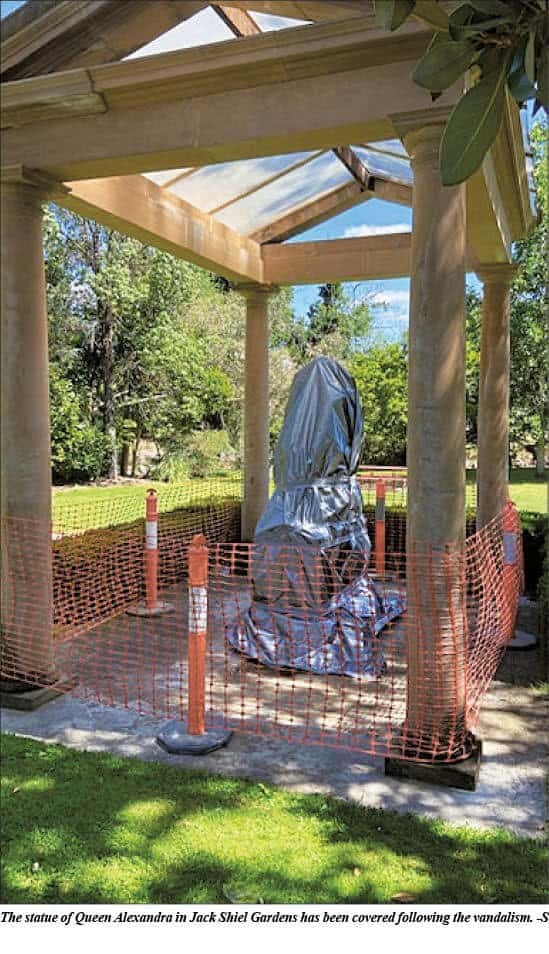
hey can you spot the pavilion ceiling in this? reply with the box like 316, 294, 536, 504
1, 1, 534, 282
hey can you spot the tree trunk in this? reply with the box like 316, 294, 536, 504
131, 426, 143, 477
121, 442, 130, 477
535, 432, 546, 477
102, 305, 118, 480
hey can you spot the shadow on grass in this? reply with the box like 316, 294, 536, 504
1, 734, 547, 905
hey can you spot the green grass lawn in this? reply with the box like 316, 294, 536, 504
1, 735, 546, 905
51, 468, 547, 533
502, 468, 547, 515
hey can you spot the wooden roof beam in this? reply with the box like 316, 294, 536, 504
333, 145, 374, 190
212, 4, 261, 36
262, 233, 412, 284
1, 18, 454, 180
220, 1, 372, 20
0, 1, 208, 80
60, 174, 264, 283
250, 176, 412, 244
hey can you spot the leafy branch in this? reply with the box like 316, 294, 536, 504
375, 0, 548, 183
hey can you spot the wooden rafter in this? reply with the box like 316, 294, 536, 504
2, 18, 446, 180
60, 174, 263, 283
332, 145, 374, 190
249, 176, 412, 244
262, 233, 412, 284
221, 1, 372, 20
250, 181, 368, 243
212, 4, 261, 36
0, 1, 208, 80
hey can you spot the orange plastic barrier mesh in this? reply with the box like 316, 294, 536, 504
0, 488, 521, 764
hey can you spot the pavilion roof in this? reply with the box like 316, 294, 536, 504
0, 1, 536, 282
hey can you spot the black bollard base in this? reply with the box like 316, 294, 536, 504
156, 719, 233, 755
385, 739, 482, 792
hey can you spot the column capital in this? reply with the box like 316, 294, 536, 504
476, 262, 519, 285
1, 164, 70, 200
237, 282, 278, 303
390, 107, 451, 167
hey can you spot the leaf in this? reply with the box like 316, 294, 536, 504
525, 29, 536, 84
536, 45, 549, 110
466, 0, 513, 13
508, 36, 537, 102
451, 16, 513, 38
375, 0, 415, 31
448, 2, 512, 40
411, 0, 449, 31
413, 33, 477, 92
440, 51, 512, 185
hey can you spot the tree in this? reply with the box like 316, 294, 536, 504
44, 207, 234, 481
286, 282, 373, 363
509, 119, 548, 474
464, 119, 547, 472
349, 343, 408, 466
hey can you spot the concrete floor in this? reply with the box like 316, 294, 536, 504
2, 644, 546, 840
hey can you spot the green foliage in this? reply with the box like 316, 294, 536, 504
508, 121, 548, 464
49, 368, 111, 482
465, 120, 547, 463
375, 0, 549, 184
285, 283, 373, 363
350, 343, 408, 466
183, 430, 238, 478
440, 47, 513, 185
154, 430, 238, 481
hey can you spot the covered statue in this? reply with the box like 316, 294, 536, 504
227, 356, 404, 677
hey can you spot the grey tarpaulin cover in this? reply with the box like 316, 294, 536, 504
226, 357, 405, 677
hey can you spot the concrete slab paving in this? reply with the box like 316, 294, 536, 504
1, 675, 546, 840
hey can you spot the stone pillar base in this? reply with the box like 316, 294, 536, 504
384, 739, 482, 792
0, 679, 75, 711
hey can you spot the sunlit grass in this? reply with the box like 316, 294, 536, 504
1, 735, 546, 905
51, 468, 546, 535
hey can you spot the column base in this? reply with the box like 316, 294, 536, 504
0, 678, 76, 711
384, 739, 482, 792
156, 719, 233, 756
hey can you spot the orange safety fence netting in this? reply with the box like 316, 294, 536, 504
0, 485, 521, 764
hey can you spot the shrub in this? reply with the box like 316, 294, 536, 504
50, 370, 111, 483
183, 429, 238, 478
153, 430, 238, 482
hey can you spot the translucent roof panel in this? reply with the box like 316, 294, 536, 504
353, 145, 412, 185
366, 139, 409, 159
146, 168, 193, 188
126, 7, 235, 59
214, 151, 354, 235
251, 12, 310, 31
168, 152, 318, 212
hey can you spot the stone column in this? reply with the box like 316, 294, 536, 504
239, 285, 274, 541
404, 125, 468, 752
476, 264, 517, 529
1, 169, 57, 685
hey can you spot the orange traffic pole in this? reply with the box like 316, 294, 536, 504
502, 500, 519, 641
145, 489, 159, 610
155, 531, 232, 754
375, 478, 386, 577
188, 533, 208, 736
